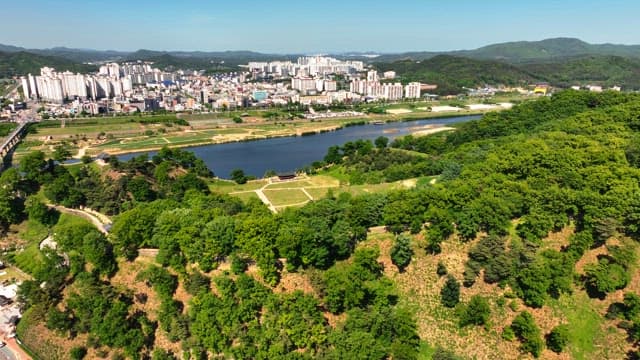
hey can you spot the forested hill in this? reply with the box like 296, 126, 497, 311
520, 55, 640, 89
375, 54, 640, 94
0, 51, 97, 78
374, 55, 536, 94
2, 90, 640, 359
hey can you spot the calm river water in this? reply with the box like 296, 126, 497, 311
118, 115, 481, 178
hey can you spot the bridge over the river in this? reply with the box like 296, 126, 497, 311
0, 121, 33, 171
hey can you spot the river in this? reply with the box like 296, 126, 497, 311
118, 115, 481, 178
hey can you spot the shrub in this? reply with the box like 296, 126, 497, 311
436, 261, 448, 276
546, 324, 570, 353
511, 311, 544, 357
440, 275, 460, 308
70, 346, 87, 360
390, 234, 413, 272
459, 295, 490, 327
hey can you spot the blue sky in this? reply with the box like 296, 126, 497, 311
2, 0, 638, 53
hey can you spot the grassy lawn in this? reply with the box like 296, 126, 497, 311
417, 341, 437, 360
56, 212, 94, 227
210, 179, 268, 193
338, 182, 403, 196
319, 167, 351, 184
216, 173, 414, 210
549, 292, 607, 360
0, 266, 31, 282
210, 128, 249, 135
263, 189, 310, 206
17, 220, 49, 243
12, 244, 45, 275
302, 187, 331, 200
32, 122, 142, 136
262, 181, 316, 190
233, 191, 260, 203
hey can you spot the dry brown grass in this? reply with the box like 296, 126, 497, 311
276, 271, 316, 296
353, 227, 640, 360
542, 225, 575, 252
109, 256, 184, 356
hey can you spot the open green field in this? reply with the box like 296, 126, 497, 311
213, 174, 423, 211
548, 293, 608, 360
263, 189, 310, 206
12, 244, 45, 275
17, 220, 49, 243
210, 179, 268, 193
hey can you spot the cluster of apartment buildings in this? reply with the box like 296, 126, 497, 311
247, 56, 365, 78
20, 62, 178, 104
349, 70, 421, 100
249, 56, 421, 102
19, 55, 431, 117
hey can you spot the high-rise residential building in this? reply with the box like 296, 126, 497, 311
367, 70, 379, 82
20, 77, 30, 100
60, 72, 88, 99
350, 79, 368, 94
111, 79, 123, 98
404, 82, 421, 99
35, 76, 64, 103
383, 71, 396, 79
28, 74, 38, 99
97, 77, 112, 99
382, 83, 403, 100
291, 77, 317, 93
324, 80, 337, 92
86, 77, 98, 100
366, 82, 383, 97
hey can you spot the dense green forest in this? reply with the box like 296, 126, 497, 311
1, 90, 640, 358
0, 51, 97, 78
521, 55, 640, 89
374, 54, 640, 94
374, 55, 536, 95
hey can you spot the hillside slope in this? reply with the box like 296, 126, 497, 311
0, 51, 97, 77
374, 55, 537, 94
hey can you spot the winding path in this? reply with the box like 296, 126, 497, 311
47, 205, 112, 234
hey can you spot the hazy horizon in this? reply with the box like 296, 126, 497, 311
2, 36, 639, 55
1, 0, 639, 53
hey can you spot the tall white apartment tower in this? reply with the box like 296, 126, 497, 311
366, 70, 379, 82
20, 77, 30, 100
404, 82, 421, 99
28, 74, 38, 99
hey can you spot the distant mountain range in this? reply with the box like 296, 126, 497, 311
3, 37, 640, 65
368, 38, 640, 63
2, 38, 640, 93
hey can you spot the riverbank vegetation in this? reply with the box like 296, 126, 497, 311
2, 90, 640, 358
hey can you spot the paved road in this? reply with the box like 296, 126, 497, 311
6, 338, 31, 360
0, 345, 17, 360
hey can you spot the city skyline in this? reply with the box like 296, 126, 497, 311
2, 0, 639, 53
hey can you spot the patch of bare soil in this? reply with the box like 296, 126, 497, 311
276, 271, 316, 296
542, 225, 575, 251
574, 244, 609, 274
